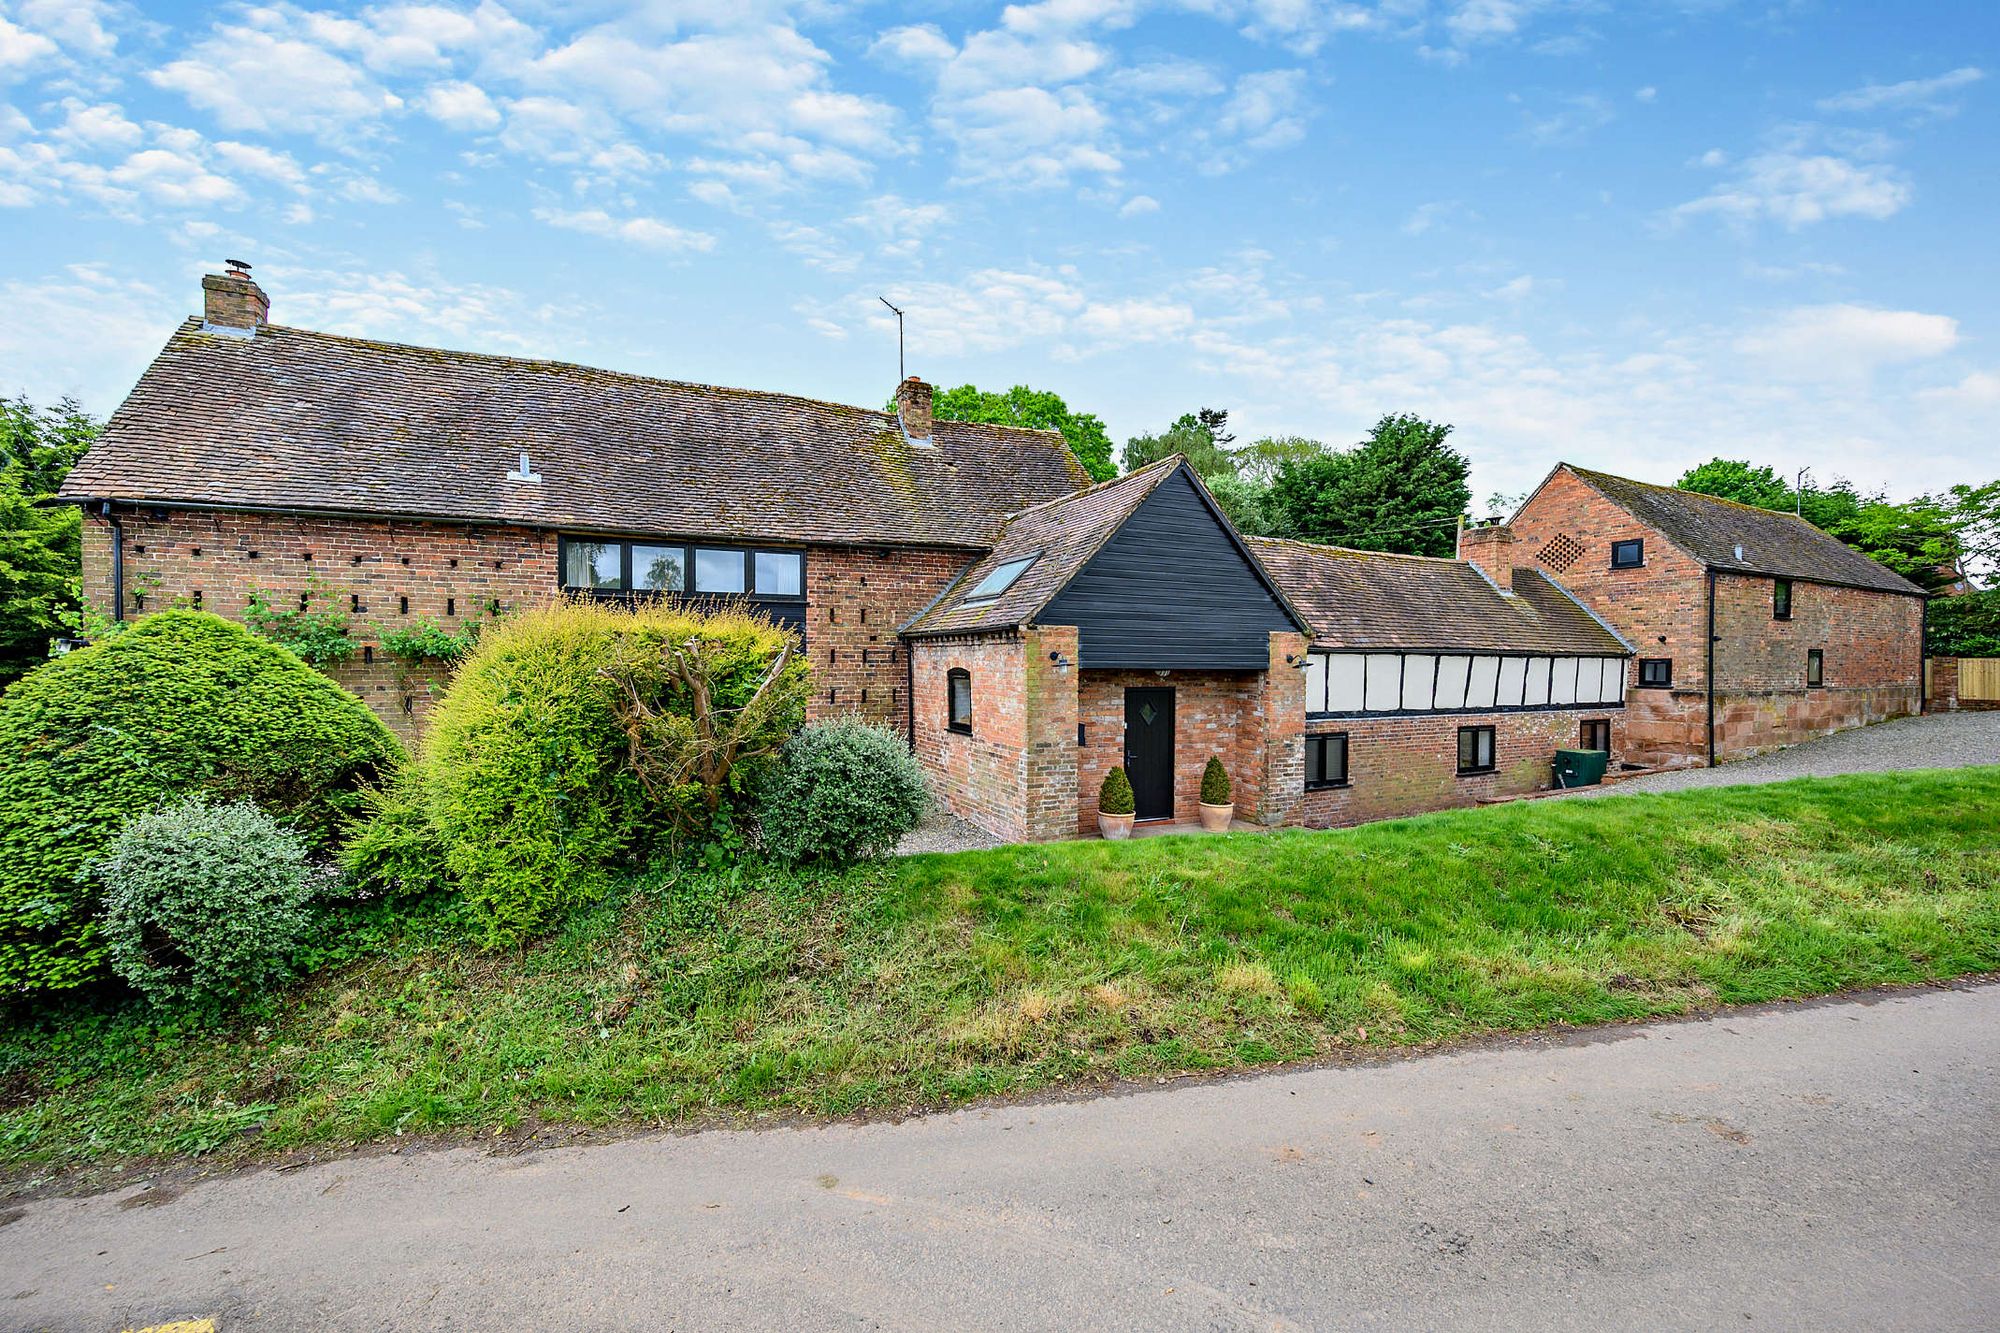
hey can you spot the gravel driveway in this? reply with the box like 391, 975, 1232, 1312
1571, 709, 2000, 798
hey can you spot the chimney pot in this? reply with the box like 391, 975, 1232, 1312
1457, 521, 1517, 593
894, 375, 933, 443
202, 264, 269, 333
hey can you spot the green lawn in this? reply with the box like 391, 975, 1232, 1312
5, 768, 1999, 1180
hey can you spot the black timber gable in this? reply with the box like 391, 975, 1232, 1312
1042, 469, 1304, 669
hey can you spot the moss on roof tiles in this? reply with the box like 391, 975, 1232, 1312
64, 319, 1085, 550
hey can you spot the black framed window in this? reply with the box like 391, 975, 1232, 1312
1581, 719, 1611, 752
1305, 733, 1348, 789
755, 550, 803, 598
564, 539, 622, 589
1457, 725, 1496, 775
1773, 578, 1792, 620
947, 668, 972, 734
1806, 649, 1824, 688
1610, 539, 1644, 569
633, 544, 684, 593
559, 537, 805, 600
1637, 658, 1672, 688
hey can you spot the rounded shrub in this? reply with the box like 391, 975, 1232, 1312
757, 719, 930, 865
415, 599, 809, 943
96, 798, 317, 1006
1099, 766, 1135, 815
0, 610, 403, 993
1201, 756, 1232, 806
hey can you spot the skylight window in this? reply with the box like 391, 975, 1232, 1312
964, 554, 1038, 603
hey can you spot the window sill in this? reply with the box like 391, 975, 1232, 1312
1634, 682, 1674, 690
1456, 766, 1497, 778
947, 723, 972, 736
1304, 780, 1350, 792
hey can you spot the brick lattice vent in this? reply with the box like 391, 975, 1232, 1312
1537, 533, 1585, 572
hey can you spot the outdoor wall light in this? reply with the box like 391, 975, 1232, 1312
1048, 651, 1072, 668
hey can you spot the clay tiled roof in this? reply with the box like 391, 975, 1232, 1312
1245, 536, 1630, 655
60, 320, 1092, 549
1560, 465, 1926, 596
904, 457, 1184, 635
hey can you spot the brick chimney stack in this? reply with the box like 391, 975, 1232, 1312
202, 259, 268, 333
894, 375, 933, 443
1457, 520, 1516, 593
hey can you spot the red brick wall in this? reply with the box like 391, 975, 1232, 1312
806, 546, 968, 732
1301, 706, 1623, 828
82, 509, 972, 744
1708, 571, 1923, 756
1511, 468, 1922, 766
1075, 669, 1264, 835
1510, 467, 1708, 767
911, 633, 1031, 842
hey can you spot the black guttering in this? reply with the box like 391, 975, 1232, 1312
1705, 566, 1718, 768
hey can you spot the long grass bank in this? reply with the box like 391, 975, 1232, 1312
4, 769, 1997, 1179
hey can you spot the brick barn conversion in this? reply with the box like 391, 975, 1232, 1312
55, 266, 1927, 841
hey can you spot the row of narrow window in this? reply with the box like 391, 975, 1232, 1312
1637, 649, 1825, 690
1306, 719, 1613, 791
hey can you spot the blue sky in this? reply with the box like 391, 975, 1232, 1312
2, 0, 1995, 506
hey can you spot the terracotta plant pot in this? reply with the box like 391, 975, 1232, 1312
1098, 810, 1135, 840
1198, 801, 1234, 833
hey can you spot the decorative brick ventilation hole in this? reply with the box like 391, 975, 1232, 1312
1537, 533, 1585, 572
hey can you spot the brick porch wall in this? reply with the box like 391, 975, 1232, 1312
82, 509, 971, 744
910, 633, 1032, 842
1302, 706, 1625, 828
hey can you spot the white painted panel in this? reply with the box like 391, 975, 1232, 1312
1603, 657, 1627, 703
1584, 657, 1609, 704
1433, 656, 1471, 710
1402, 654, 1438, 711
1364, 653, 1402, 712
1524, 656, 1552, 706
1305, 653, 1328, 714
1550, 656, 1578, 705
1466, 656, 1500, 709
1327, 654, 1367, 712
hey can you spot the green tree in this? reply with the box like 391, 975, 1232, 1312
1675, 459, 1793, 511
1264, 413, 1470, 556
925, 384, 1116, 481
0, 396, 97, 685
1121, 409, 1242, 477
1926, 479, 2000, 584
1235, 435, 1330, 486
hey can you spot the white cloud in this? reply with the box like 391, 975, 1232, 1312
1919, 369, 2000, 410
1076, 297, 1195, 343
51, 99, 140, 148
421, 80, 502, 132
0, 14, 59, 74
212, 141, 307, 189
532, 206, 715, 253
868, 23, 956, 66
1634, 86, 1657, 103
1118, 194, 1159, 217
151, 18, 404, 141
1209, 68, 1309, 161
1735, 304, 1960, 378
19, 0, 122, 56
0, 264, 176, 406
1674, 151, 1909, 228
1818, 67, 1983, 115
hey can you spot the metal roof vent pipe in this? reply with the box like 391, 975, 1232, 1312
507, 450, 542, 482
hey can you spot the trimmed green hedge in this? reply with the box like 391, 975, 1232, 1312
0, 610, 402, 992
1928, 589, 2000, 659
413, 600, 810, 943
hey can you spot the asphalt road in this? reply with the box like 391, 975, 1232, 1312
6, 982, 1998, 1331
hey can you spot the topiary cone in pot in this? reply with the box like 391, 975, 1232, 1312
1098, 766, 1135, 840
1198, 756, 1234, 833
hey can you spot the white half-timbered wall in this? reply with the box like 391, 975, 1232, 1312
1304, 651, 1629, 717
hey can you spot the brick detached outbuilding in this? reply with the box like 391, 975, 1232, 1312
54, 265, 1922, 842
1506, 464, 1928, 767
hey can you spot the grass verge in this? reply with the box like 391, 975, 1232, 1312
4, 768, 1998, 1181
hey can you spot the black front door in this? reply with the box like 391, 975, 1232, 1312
1123, 687, 1176, 821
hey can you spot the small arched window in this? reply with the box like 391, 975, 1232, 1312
947, 668, 973, 734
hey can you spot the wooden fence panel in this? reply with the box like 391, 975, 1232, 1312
1962, 658, 2000, 702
